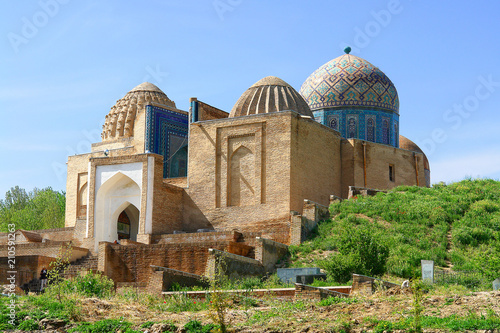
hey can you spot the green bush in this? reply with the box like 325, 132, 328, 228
318, 296, 358, 306
183, 319, 217, 333
18, 318, 40, 331
318, 227, 388, 283
66, 271, 115, 298
290, 179, 500, 287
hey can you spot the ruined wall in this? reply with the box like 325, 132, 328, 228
99, 242, 232, 283
254, 237, 289, 273
0, 256, 56, 288
206, 249, 264, 280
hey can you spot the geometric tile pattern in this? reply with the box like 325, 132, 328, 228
314, 108, 399, 148
145, 105, 189, 178
300, 54, 399, 113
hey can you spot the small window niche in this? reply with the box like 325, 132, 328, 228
389, 164, 395, 182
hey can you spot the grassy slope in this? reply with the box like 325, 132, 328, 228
289, 179, 500, 285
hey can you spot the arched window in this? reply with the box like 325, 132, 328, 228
382, 119, 389, 144
329, 117, 338, 131
169, 145, 188, 178
394, 123, 398, 146
366, 118, 375, 142
348, 118, 356, 138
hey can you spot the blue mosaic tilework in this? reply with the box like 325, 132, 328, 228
313, 108, 400, 147
300, 54, 399, 113
145, 105, 188, 178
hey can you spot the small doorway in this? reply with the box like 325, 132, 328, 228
116, 204, 139, 241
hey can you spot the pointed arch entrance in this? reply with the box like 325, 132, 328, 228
116, 204, 139, 241
94, 172, 141, 250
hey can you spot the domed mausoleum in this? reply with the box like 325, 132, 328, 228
1, 50, 432, 295
300, 48, 400, 147
102, 82, 176, 141
230, 76, 313, 118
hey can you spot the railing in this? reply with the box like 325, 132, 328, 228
434, 269, 482, 287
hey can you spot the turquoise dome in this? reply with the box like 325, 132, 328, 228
299, 54, 399, 114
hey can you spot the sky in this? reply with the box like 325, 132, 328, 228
1, 0, 500, 197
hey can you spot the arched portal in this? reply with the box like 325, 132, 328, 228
116, 204, 139, 241
94, 172, 141, 250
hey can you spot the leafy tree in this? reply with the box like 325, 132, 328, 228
0, 186, 65, 232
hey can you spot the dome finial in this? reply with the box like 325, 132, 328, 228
344, 46, 352, 54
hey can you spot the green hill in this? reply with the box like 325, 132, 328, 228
289, 178, 500, 288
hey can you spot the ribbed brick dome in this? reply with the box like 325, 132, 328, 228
229, 76, 313, 118
101, 82, 176, 141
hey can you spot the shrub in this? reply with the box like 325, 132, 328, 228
66, 271, 115, 298
183, 319, 217, 333
318, 227, 389, 283
18, 318, 40, 331
68, 318, 139, 333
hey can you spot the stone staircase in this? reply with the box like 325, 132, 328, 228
64, 254, 98, 278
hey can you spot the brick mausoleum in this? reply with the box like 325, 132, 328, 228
0, 49, 430, 294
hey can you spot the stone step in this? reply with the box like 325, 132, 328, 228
63, 254, 98, 278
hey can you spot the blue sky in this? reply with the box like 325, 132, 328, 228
1, 0, 500, 196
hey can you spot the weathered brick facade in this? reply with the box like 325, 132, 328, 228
0, 67, 430, 293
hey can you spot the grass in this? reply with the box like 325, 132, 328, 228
289, 178, 500, 288
368, 313, 500, 332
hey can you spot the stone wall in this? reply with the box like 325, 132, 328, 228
294, 283, 350, 301
205, 249, 264, 280
254, 237, 288, 273
351, 274, 400, 295
149, 266, 207, 293
290, 200, 330, 245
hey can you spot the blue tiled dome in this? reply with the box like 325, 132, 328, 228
299, 54, 399, 114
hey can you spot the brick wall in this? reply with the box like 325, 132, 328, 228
341, 139, 427, 198
186, 112, 295, 244
99, 241, 234, 283
0, 256, 57, 289
0, 242, 88, 261
290, 115, 342, 212
294, 283, 350, 301
194, 99, 229, 121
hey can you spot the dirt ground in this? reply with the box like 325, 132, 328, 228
12, 289, 500, 332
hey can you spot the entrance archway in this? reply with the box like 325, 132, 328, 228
94, 172, 141, 250
116, 204, 139, 241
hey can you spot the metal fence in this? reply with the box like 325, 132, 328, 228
434, 269, 483, 287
